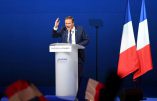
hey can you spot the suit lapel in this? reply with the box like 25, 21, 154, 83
62, 30, 68, 43
75, 27, 78, 43
65, 30, 68, 43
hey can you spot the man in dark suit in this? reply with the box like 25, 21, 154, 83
52, 16, 89, 77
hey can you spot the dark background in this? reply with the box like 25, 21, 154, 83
0, 0, 157, 97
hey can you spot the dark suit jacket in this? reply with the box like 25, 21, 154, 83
52, 26, 89, 64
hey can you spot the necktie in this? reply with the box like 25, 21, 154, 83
69, 31, 72, 43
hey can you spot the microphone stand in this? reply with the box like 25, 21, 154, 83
89, 19, 103, 80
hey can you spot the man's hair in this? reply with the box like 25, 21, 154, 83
65, 16, 74, 23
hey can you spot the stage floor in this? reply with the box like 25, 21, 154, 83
1, 96, 157, 101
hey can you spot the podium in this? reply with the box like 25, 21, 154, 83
49, 43, 85, 96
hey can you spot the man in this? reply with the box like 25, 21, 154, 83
52, 16, 89, 77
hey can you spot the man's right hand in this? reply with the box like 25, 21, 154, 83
54, 18, 60, 28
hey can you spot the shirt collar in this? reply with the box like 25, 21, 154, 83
71, 26, 75, 32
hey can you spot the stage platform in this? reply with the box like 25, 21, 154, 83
1, 96, 157, 101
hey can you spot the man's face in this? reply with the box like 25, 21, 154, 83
65, 19, 74, 31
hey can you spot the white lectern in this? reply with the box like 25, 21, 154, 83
49, 43, 84, 96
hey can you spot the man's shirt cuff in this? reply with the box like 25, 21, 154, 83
53, 26, 58, 31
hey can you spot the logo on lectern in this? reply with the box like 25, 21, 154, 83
57, 58, 68, 63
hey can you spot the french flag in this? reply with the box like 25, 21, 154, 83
5, 80, 47, 101
117, 0, 139, 78
77, 77, 104, 101
133, 0, 153, 79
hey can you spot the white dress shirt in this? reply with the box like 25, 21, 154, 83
67, 27, 76, 44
